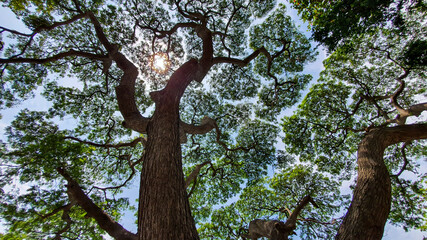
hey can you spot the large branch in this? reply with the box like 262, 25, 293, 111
212, 47, 268, 67
180, 116, 252, 151
57, 168, 137, 240
336, 123, 427, 240
409, 102, 427, 116
180, 116, 217, 137
136, 22, 198, 38
85, 11, 150, 133
3, 11, 150, 133
184, 161, 211, 189
0, 49, 108, 64
2, 10, 149, 134
65, 136, 146, 148
213, 43, 288, 86
387, 101, 427, 125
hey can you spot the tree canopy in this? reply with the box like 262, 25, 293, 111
0, 0, 426, 239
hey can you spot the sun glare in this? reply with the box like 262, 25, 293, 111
149, 52, 171, 74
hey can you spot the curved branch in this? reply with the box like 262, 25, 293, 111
94, 155, 141, 191
0, 26, 33, 37
387, 101, 427, 125
213, 122, 253, 152
57, 167, 137, 240
213, 43, 287, 86
180, 116, 252, 151
39, 203, 74, 219
1, 12, 90, 58
219, 1, 249, 57
0, 12, 88, 36
244, 196, 317, 240
409, 102, 427, 116
389, 71, 410, 117
53, 204, 73, 240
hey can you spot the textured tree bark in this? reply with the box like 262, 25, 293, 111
336, 124, 427, 240
138, 60, 200, 240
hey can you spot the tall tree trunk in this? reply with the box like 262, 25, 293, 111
138, 60, 200, 240
336, 124, 427, 240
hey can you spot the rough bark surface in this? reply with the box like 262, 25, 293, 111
336, 124, 427, 240
138, 60, 200, 240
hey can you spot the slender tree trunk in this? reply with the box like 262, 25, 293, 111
138, 60, 200, 240
336, 124, 427, 240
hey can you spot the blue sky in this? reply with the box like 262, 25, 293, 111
0, 1, 426, 239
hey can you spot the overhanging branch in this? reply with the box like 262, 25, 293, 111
180, 116, 217, 136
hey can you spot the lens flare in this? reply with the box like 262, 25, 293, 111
149, 52, 171, 74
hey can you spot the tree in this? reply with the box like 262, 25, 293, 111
282, 2, 427, 238
0, 0, 317, 239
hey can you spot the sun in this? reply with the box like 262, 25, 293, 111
149, 52, 171, 74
